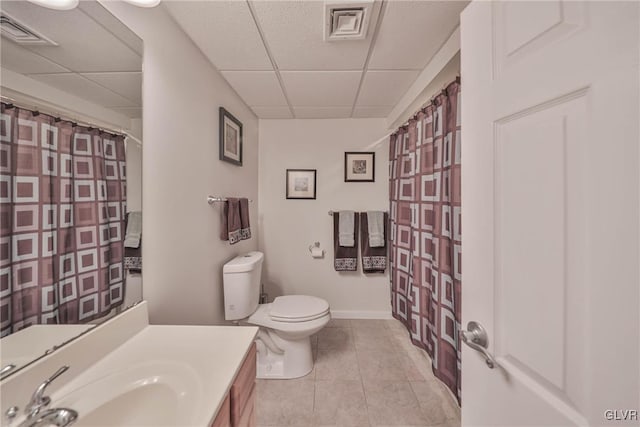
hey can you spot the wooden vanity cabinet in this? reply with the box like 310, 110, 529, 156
211, 343, 256, 427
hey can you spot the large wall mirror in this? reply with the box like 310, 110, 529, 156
0, 1, 143, 379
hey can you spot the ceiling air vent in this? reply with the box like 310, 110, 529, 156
0, 13, 57, 45
324, 1, 373, 41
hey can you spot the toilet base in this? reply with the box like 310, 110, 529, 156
255, 330, 313, 379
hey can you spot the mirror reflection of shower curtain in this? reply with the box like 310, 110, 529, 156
388, 81, 461, 402
0, 103, 127, 337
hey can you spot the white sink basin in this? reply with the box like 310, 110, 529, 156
0, 302, 258, 427
56, 361, 202, 426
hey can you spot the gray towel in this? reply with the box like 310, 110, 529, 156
367, 211, 385, 247
124, 211, 142, 248
334, 212, 358, 271
338, 211, 355, 247
360, 212, 387, 273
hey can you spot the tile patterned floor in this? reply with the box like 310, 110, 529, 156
255, 318, 461, 427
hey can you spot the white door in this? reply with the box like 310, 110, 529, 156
461, 1, 639, 426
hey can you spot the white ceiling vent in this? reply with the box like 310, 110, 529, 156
0, 13, 57, 45
324, 1, 374, 42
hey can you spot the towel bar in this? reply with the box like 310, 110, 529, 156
208, 196, 253, 204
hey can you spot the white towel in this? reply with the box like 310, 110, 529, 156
124, 211, 142, 248
338, 211, 355, 247
367, 211, 385, 247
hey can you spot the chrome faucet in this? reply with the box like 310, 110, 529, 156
17, 408, 78, 427
5, 366, 78, 427
24, 366, 69, 419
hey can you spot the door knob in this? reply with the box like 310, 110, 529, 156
461, 321, 496, 369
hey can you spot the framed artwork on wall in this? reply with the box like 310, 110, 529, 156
219, 107, 243, 166
286, 169, 317, 199
344, 152, 375, 182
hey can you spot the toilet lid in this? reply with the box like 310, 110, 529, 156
270, 295, 329, 323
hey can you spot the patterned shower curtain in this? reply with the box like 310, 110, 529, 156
389, 81, 461, 401
0, 103, 127, 337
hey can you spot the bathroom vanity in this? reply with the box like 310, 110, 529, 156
0, 302, 258, 427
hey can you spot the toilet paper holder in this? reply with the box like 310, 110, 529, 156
308, 242, 324, 258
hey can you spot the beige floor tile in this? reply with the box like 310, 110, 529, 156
255, 378, 315, 426
311, 334, 319, 364
431, 419, 461, 427
317, 327, 354, 350
409, 381, 452, 426
385, 318, 407, 331
353, 328, 394, 352
400, 354, 431, 382
315, 348, 361, 381
326, 319, 352, 328
357, 350, 407, 381
351, 319, 389, 329
440, 390, 461, 422
255, 319, 460, 427
314, 380, 370, 426
363, 380, 428, 426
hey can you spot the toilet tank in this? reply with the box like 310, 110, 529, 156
223, 251, 264, 321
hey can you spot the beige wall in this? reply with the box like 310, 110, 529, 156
104, 2, 259, 325
258, 119, 391, 317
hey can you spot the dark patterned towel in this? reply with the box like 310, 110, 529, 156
239, 198, 251, 240
360, 212, 387, 273
221, 198, 251, 244
334, 212, 358, 271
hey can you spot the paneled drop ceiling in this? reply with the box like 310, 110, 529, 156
0, 1, 142, 119
165, 0, 468, 119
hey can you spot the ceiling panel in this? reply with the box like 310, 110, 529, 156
0, 40, 69, 75
293, 107, 353, 119
251, 106, 293, 119
221, 71, 287, 106
353, 106, 394, 118
164, 1, 272, 71
79, 72, 142, 105
368, 1, 468, 70
250, 0, 380, 71
1, 1, 141, 72
29, 74, 136, 108
356, 70, 420, 106
281, 71, 361, 107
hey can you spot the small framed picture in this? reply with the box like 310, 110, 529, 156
219, 107, 243, 166
344, 152, 375, 182
286, 169, 317, 199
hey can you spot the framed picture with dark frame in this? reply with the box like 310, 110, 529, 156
286, 169, 317, 200
219, 107, 243, 166
344, 152, 375, 182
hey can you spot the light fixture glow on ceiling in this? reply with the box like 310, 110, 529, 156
26, 0, 79, 11
122, 0, 162, 7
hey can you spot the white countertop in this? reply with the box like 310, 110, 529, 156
55, 325, 258, 427
1, 303, 258, 427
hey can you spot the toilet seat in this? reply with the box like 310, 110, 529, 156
270, 295, 330, 323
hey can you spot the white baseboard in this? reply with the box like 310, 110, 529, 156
330, 310, 392, 319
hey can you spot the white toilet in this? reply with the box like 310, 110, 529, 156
223, 251, 330, 379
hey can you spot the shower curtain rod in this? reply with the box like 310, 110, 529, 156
0, 95, 141, 145
208, 196, 253, 204
396, 76, 461, 130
